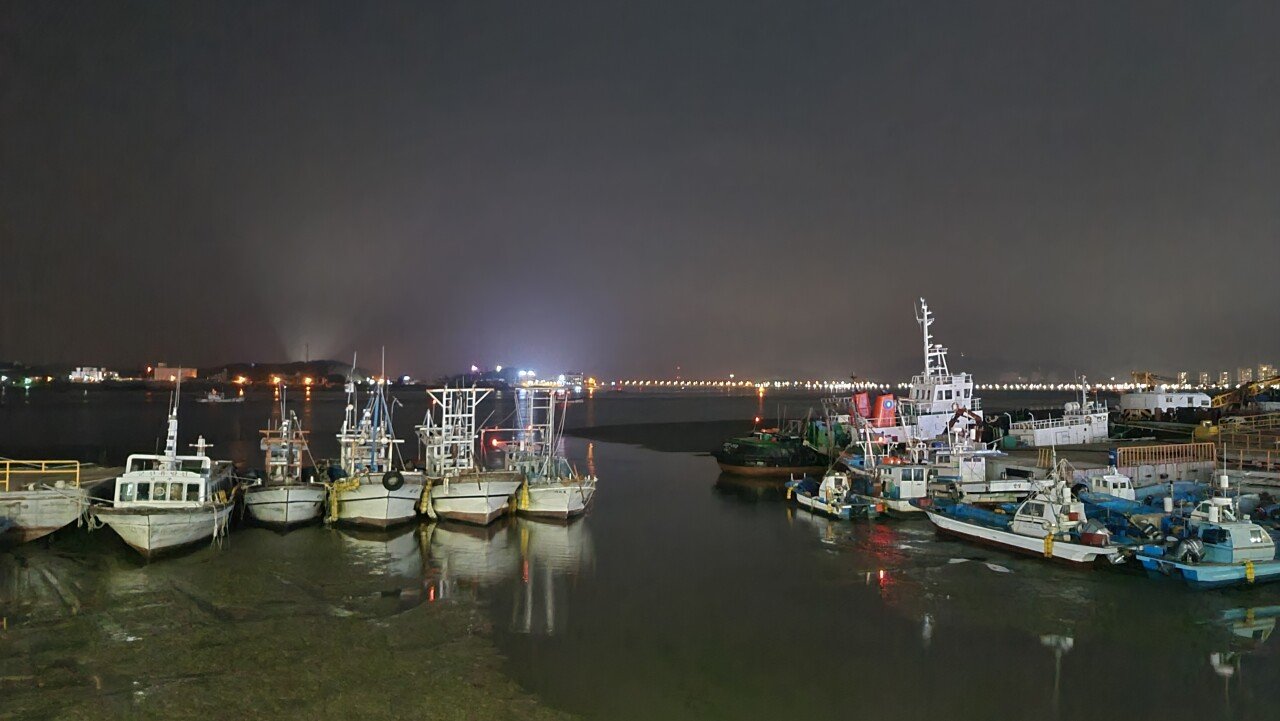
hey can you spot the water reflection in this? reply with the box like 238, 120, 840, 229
1208, 605, 1279, 711
510, 520, 596, 636
410, 517, 597, 636
713, 474, 787, 502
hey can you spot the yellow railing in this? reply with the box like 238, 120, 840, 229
0, 460, 82, 492
1115, 442, 1217, 467
1220, 432, 1280, 472
1221, 412, 1280, 433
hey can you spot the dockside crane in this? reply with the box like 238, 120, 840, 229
1130, 370, 1179, 388
1211, 374, 1280, 410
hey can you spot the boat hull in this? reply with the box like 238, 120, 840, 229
430, 476, 523, 525
518, 482, 596, 520
0, 487, 88, 544
794, 493, 878, 520
92, 503, 233, 558
925, 509, 1121, 565
331, 477, 424, 528
245, 483, 326, 528
866, 496, 925, 519
1135, 555, 1280, 589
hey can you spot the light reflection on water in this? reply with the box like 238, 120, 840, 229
3, 392, 1280, 720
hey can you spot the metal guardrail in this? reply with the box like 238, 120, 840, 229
0, 459, 82, 492
1114, 442, 1216, 467
1220, 413, 1280, 433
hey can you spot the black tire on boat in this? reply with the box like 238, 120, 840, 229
382, 470, 404, 491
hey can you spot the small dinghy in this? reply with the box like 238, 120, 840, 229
786, 470, 880, 520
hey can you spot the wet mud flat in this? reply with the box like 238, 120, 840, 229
0, 527, 573, 721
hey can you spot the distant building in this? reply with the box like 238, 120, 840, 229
152, 364, 198, 382
1260, 363, 1276, 380
69, 367, 117, 383
1239, 367, 1255, 384
1219, 371, 1232, 386
1177, 371, 1189, 385
1198, 372, 1211, 386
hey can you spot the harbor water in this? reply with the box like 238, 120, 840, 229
3, 389, 1279, 720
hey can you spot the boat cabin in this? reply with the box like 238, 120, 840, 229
1010, 495, 1086, 538
876, 464, 928, 501
1191, 498, 1238, 524
1088, 471, 1135, 501
1195, 522, 1275, 564
114, 453, 214, 507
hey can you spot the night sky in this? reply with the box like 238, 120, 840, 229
3, 1, 1278, 380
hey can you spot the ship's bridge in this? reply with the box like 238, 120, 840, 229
902, 371, 980, 417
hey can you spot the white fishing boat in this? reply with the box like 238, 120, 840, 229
876, 299, 982, 443
417, 387, 523, 525
244, 392, 325, 528
0, 459, 91, 544
929, 436, 1027, 503
197, 389, 244, 404
1008, 378, 1109, 447
924, 458, 1124, 566
91, 391, 237, 558
500, 386, 596, 520
327, 367, 425, 528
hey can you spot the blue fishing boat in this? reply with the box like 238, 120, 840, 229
1132, 491, 1280, 589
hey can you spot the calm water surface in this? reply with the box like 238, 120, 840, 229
2, 389, 1277, 720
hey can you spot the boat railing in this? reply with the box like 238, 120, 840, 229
0, 459, 82, 492
1113, 442, 1217, 468
1011, 412, 1105, 432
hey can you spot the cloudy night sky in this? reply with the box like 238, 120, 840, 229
3, 1, 1278, 380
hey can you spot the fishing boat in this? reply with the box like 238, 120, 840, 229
1007, 378, 1109, 447
875, 298, 982, 443
1132, 475, 1280, 588
197, 388, 244, 404
923, 458, 1125, 566
499, 386, 596, 520
785, 470, 880, 520
244, 392, 325, 528
91, 391, 237, 557
712, 427, 829, 477
0, 459, 91, 544
418, 387, 523, 525
327, 368, 426, 528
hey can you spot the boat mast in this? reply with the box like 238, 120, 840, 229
162, 369, 183, 470
917, 298, 950, 379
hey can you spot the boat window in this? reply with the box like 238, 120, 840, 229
188, 483, 201, 502
153, 483, 169, 501
137, 483, 151, 501
1250, 529, 1267, 544
1023, 502, 1045, 517
118, 482, 134, 502
944, 389, 953, 400
1200, 528, 1229, 544
964, 388, 971, 398
171, 483, 187, 502
936, 390, 944, 401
